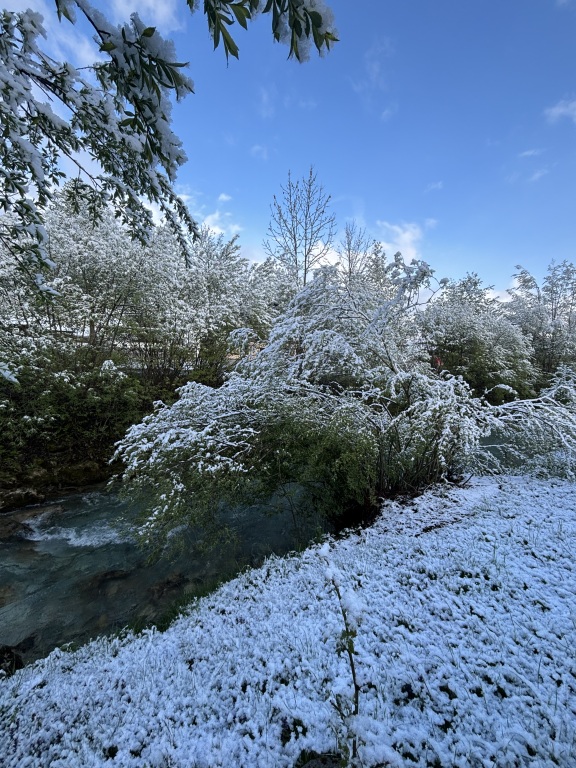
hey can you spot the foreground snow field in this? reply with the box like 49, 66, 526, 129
1, 476, 575, 767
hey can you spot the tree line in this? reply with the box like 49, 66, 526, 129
3, 171, 575, 538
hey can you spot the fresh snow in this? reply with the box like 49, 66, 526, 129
1, 476, 575, 767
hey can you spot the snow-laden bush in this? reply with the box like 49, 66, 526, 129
1, 193, 289, 489
116, 264, 576, 556
116, 263, 481, 552
486, 365, 576, 478
117, 376, 378, 553
507, 262, 576, 380
0, 345, 145, 487
421, 274, 536, 401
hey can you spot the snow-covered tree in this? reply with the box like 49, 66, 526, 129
421, 273, 535, 401
114, 248, 576, 557
203, 0, 338, 61
0, 1, 337, 277
186, 225, 249, 332
334, 220, 376, 289
0, 5, 195, 276
0, 193, 267, 490
507, 261, 576, 381
263, 167, 336, 289
115, 258, 504, 555
38, 197, 264, 386
486, 364, 576, 478
244, 256, 296, 333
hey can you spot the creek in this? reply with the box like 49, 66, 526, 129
0, 488, 324, 665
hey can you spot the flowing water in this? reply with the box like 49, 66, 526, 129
0, 488, 323, 665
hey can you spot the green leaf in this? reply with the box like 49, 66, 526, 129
289, 28, 300, 60
220, 25, 240, 59
230, 3, 250, 30
312, 26, 323, 50
141, 27, 156, 38
56, 2, 74, 23
309, 11, 322, 28
99, 41, 116, 53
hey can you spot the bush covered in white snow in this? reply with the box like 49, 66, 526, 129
116, 261, 576, 556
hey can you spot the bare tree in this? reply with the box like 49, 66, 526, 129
336, 221, 375, 286
263, 167, 336, 288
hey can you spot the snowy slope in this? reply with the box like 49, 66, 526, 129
1, 476, 575, 767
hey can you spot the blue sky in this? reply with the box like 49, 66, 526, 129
14, 0, 576, 290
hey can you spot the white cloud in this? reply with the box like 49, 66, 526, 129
488, 275, 521, 303
202, 210, 225, 235
362, 39, 394, 90
176, 189, 200, 210
143, 200, 165, 225
375, 220, 426, 262
529, 168, 550, 183
545, 99, 576, 125
203, 209, 242, 236
258, 87, 276, 119
107, 0, 185, 34
319, 244, 340, 268
487, 287, 513, 303
425, 181, 443, 193
282, 92, 317, 111
297, 98, 317, 110
350, 38, 394, 112
380, 103, 398, 122
174, 188, 242, 237
250, 145, 269, 161
241, 243, 268, 264
519, 148, 544, 158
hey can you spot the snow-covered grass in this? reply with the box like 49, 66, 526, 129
1, 476, 576, 767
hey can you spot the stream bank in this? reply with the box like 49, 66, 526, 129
0, 488, 325, 666
0, 459, 117, 512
